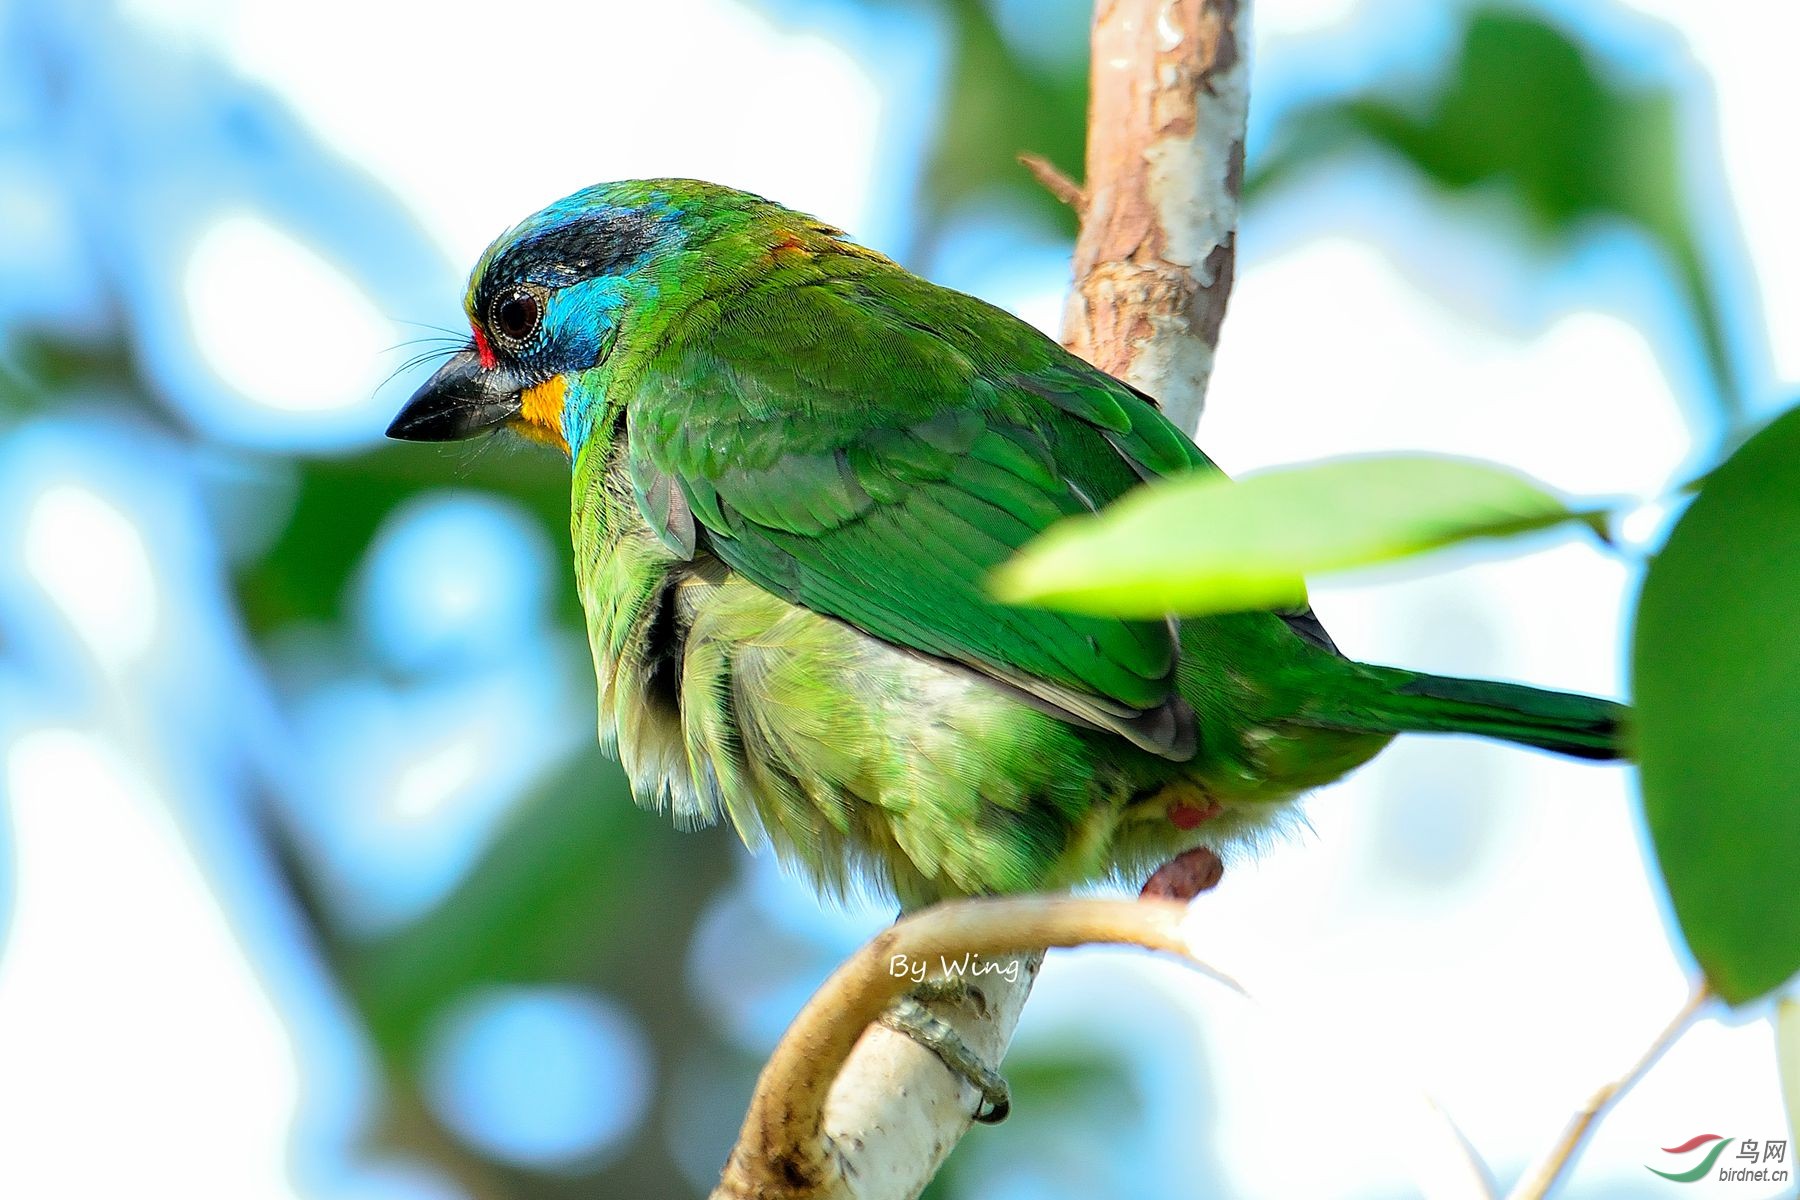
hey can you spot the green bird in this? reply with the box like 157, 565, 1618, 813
389, 178, 1626, 911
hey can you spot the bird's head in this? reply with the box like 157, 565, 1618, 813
387, 178, 774, 456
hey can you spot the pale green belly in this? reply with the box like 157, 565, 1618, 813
585, 543, 1323, 905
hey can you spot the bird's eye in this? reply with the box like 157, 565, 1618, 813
489, 286, 544, 349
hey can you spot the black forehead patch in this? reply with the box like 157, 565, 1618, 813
477, 209, 664, 313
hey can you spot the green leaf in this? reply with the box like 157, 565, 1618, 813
1780, 1000, 1800, 1151
991, 454, 1600, 618
1634, 405, 1800, 1004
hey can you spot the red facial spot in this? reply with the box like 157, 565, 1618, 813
472, 325, 497, 370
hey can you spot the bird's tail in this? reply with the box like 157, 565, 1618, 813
1303, 665, 1630, 761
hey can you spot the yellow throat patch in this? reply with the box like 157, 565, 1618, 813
517, 375, 570, 455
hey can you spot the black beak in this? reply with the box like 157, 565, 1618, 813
386, 349, 523, 441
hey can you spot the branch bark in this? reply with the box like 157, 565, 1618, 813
1064, 0, 1247, 436
711, 2, 1250, 1196
711, 898, 1237, 1200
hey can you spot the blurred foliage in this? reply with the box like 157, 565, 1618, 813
921, 1048, 1141, 1200
275, 748, 742, 1195
0, 2, 735, 1194
885, 0, 1760, 437
1250, 5, 1749, 435
841, 0, 1088, 250
250, 454, 748, 1198
995, 454, 1600, 617
236, 448, 580, 634
1633, 404, 1800, 1005
910, 0, 1088, 241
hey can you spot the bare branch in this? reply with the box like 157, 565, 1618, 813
712, 898, 1236, 1199
1423, 1097, 1498, 1200
1504, 982, 1712, 1200
1018, 152, 1086, 212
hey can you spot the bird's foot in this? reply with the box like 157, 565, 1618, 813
879, 980, 1011, 1123
1140, 845, 1225, 901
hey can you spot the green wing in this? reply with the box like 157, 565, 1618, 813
624, 266, 1214, 758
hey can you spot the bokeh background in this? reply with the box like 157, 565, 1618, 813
0, 0, 1794, 1196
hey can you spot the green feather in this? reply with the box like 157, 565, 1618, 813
443, 178, 1632, 906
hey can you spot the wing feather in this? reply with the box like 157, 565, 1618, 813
625, 269, 1224, 758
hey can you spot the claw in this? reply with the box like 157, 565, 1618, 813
908, 976, 992, 1017
880, 993, 1012, 1123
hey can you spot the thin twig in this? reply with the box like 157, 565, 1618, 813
713, 896, 1237, 1198
1425, 1095, 1500, 1200
1505, 982, 1712, 1200
1018, 152, 1086, 211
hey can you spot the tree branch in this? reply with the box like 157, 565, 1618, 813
1503, 982, 1712, 1200
710, 2, 1250, 1195
711, 898, 1237, 1199
1018, 152, 1086, 212
1064, 0, 1247, 435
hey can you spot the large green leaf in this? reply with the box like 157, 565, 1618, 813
1634, 405, 1800, 1004
991, 454, 1599, 618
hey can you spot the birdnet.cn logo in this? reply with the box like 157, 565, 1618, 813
1647, 1134, 1790, 1185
